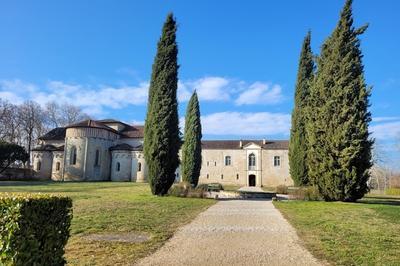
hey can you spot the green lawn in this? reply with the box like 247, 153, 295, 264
274, 195, 400, 266
0, 181, 215, 265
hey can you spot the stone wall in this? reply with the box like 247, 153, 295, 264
32, 151, 53, 179
198, 148, 292, 187
63, 127, 119, 181
261, 149, 292, 187
51, 151, 64, 181
199, 149, 247, 186
111, 151, 133, 181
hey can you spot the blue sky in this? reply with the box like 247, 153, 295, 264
0, 0, 399, 167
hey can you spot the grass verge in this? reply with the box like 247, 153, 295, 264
0, 181, 215, 265
274, 195, 400, 265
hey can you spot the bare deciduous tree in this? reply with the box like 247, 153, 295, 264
18, 101, 46, 166
1, 97, 92, 167
0, 100, 22, 144
45, 101, 90, 127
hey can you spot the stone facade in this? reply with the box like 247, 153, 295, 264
32, 119, 292, 187
200, 140, 292, 187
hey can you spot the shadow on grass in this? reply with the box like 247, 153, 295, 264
0, 180, 54, 186
357, 196, 400, 206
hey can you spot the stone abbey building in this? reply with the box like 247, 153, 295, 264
32, 119, 292, 187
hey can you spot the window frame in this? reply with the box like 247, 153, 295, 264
70, 146, 77, 165
225, 156, 231, 166
248, 153, 256, 168
94, 149, 100, 167
274, 156, 281, 167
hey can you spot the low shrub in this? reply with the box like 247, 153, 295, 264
168, 182, 214, 198
276, 185, 289, 194
168, 182, 192, 197
0, 193, 73, 265
196, 183, 209, 191
385, 188, 400, 196
289, 186, 321, 201
207, 183, 224, 192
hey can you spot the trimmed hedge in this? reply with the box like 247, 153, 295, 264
0, 193, 73, 265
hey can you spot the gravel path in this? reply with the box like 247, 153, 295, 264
135, 200, 321, 266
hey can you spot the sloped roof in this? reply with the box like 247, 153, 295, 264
98, 119, 130, 126
38, 127, 66, 140
201, 140, 288, 150
119, 125, 144, 138
110, 143, 143, 151
32, 144, 64, 152
66, 119, 118, 133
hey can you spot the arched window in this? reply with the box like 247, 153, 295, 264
225, 156, 231, 166
249, 153, 256, 169
36, 161, 41, 171
94, 149, 100, 166
138, 162, 142, 172
116, 162, 120, 172
70, 146, 77, 165
56, 162, 60, 171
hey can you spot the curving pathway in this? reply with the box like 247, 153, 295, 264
135, 199, 321, 266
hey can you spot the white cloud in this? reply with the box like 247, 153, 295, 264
0, 77, 285, 117
235, 82, 284, 105
178, 77, 284, 105
177, 81, 192, 102
0, 80, 38, 104
372, 116, 400, 122
371, 121, 400, 139
0, 79, 149, 116
0, 91, 24, 104
178, 76, 231, 102
199, 111, 291, 136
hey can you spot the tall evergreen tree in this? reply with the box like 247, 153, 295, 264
307, 0, 373, 201
181, 91, 202, 187
289, 32, 314, 186
144, 13, 181, 195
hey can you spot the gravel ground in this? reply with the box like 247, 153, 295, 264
135, 199, 321, 266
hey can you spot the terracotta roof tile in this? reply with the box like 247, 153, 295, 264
66, 119, 118, 133
119, 125, 144, 138
38, 127, 66, 141
32, 144, 64, 151
110, 143, 143, 151
201, 140, 288, 150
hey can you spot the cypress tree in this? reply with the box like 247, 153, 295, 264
307, 0, 373, 201
289, 32, 314, 186
181, 91, 202, 187
144, 13, 181, 196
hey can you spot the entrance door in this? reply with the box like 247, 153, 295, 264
249, 174, 256, 187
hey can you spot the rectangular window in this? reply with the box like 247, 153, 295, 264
207, 174, 209, 179
207, 161, 209, 166
221, 174, 223, 179
236, 174, 239, 180
274, 156, 281, 167
225, 156, 231, 166
214, 161, 217, 166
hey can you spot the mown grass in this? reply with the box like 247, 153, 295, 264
274, 195, 400, 265
0, 181, 215, 265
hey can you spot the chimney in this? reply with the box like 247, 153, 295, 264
263, 139, 267, 145
239, 140, 243, 148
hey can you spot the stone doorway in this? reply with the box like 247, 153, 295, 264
249, 174, 256, 187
